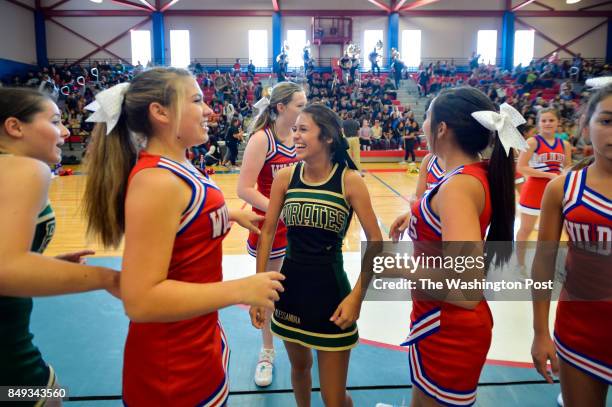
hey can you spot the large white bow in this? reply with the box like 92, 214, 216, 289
85, 83, 130, 135
471, 103, 528, 156
585, 76, 612, 89
253, 96, 270, 113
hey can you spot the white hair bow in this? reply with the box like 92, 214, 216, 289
85, 82, 130, 135
585, 76, 612, 89
253, 96, 270, 113
471, 103, 529, 156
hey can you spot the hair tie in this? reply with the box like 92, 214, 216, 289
85, 82, 130, 135
471, 103, 529, 156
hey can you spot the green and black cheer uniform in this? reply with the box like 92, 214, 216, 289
270, 161, 359, 351
0, 153, 58, 403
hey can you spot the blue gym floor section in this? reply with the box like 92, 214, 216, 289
28, 256, 598, 406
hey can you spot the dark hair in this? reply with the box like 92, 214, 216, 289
518, 123, 535, 137
0, 88, 51, 126
430, 87, 515, 265
301, 103, 358, 170
585, 83, 612, 124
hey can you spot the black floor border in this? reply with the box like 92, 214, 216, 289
66, 379, 560, 401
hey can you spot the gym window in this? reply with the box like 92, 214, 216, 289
402, 30, 421, 68
286, 30, 307, 68
477, 30, 497, 65
249, 30, 268, 67
130, 30, 151, 66
363, 30, 383, 70
170, 30, 190, 68
514, 30, 535, 67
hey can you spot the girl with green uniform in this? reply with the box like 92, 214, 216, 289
251, 103, 382, 407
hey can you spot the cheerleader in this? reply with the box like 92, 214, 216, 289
531, 84, 612, 407
394, 87, 527, 406
516, 108, 572, 269
237, 81, 306, 386
251, 103, 382, 406
0, 88, 120, 405
83, 68, 284, 406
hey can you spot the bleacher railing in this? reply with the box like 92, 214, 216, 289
47, 57, 607, 72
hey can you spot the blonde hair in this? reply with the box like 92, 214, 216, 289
250, 81, 303, 135
83, 67, 192, 247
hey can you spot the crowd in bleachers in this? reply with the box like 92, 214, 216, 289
305, 69, 421, 161
411, 54, 611, 159
2, 53, 609, 165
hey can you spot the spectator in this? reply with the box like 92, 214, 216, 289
222, 117, 244, 169
358, 119, 372, 150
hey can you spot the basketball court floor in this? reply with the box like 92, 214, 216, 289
35, 162, 585, 406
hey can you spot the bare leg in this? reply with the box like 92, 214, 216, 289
262, 257, 284, 349
559, 358, 608, 407
285, 341, 313, 407
317, 349, 353, 407
410, 386, 444, 407
516, 212, 538, 268
254, 256, 285, 386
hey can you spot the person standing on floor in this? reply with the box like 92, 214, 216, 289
237, 81, 307, 387
251, 103, 382, 407
531, 84, 612, 407
82, 67, 284, 406
342, 111, 363, 176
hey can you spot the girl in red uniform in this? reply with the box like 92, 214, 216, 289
83, 67, 284, 407
531, 85, 612, 407
237, 81, 306, 386
392, 87, 526, 406
516, 108, 572, 269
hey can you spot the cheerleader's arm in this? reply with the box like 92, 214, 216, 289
530, 176, 564, 383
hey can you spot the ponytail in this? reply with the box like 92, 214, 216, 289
431, 87, 519, 267
83, 114, 138, 248
486, 137, 515, 266
82, 67, 191, 248
334, 135, 359, 171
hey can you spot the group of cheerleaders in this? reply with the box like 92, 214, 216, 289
0, 66, 609, 407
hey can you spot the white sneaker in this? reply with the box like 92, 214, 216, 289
254, 348, 275, 387
557, 393, 564, 407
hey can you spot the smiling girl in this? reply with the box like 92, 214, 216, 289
0, 88, 119, 405
251, 104, 382, 407
82, 68, 284, 406
237, 81, 306, 386
517, 108, 572, 269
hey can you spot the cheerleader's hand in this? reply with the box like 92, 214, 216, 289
531, 333, 559, 384
250, 306, 268, 329
243, 272, 284, 329
389, 212, 410, 242
330, 292, 361, 330
230, 210, 264, 234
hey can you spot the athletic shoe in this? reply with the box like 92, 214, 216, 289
254, 348, 275, 387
